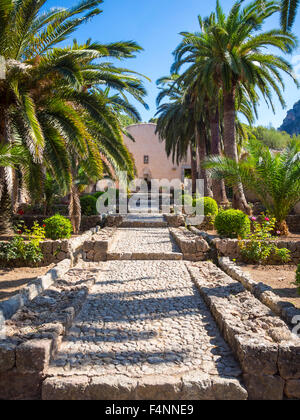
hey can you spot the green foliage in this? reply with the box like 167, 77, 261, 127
193, 197, 218, 217
0, 222, 45, 263
239, 216, 291, 264
93, 191, 105, 199
281, 0, 299, 31
80, 195, 98, 216
215, 209, 251, 238
247, 125, 298, 150
205, 139, 300, 227
43, 214, 72, 240
294, 264, 300, 295
119, 114, 136, 127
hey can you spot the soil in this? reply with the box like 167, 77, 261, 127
238, 263, 300, 309
0, 265, 54, 302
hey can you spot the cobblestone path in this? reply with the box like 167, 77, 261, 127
43, 223, 247, 400
109, 228, 179, 254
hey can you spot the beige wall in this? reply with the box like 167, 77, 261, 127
123, 123, 191, 183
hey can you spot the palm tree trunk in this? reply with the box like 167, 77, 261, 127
223, 89, 251, 215
190, 143, 197, 195
209, 109, 228, 205
0, 112, 13, 234
69, 182, 81, 234
196, 122, 212, 197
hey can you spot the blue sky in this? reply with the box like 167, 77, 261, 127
47, 0, 300, 128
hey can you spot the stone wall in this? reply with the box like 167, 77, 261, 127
213, 238, 300, 265
163, 214, 185, 228
287, 215, 300, 234
190, 228, 300, 265
170, 227, 210, 261
82, 228, 116, 262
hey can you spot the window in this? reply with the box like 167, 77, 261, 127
144, 155, 149, 164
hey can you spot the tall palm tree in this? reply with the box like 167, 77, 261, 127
0, 0, 148, 233
155, 76, 199, 194
173, 0, 298, 214
205, 138, 300, 235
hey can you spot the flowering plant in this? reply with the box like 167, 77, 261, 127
239, 215, 291, 264
0, 222, 45, 264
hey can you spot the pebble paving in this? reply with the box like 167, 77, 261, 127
48, 226, 242, 381
108, 228, 180, 255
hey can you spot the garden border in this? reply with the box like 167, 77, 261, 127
0, 259, 71, 320
218, 256, 300, 326
0, 226, 102, 320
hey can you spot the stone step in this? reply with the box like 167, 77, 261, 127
107, 251, 183, 260
120, 221, 168, 228
42, 372, 247, 400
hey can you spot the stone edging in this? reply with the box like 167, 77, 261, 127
0, 267, 98, 399
0, 259, 71, 320
218, 256, 300, 326
186, 261, 300, 400
42, 372, 247, 400
0, 226, 102, 320
170, 227, 210, 261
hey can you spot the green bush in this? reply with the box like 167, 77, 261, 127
44, 214, 72, 240
239, 216, 291, 264
80, 195, 97, 216
215, 209, 251, 238
193, 197, 218, 216
93, 191, 105, 199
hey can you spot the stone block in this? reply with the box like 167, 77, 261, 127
16, 339, 52, 374
0, 369, 43, 400
88, 375, 137, 400
243, 374, 284, 400
135, 376, 182, 400
278, 343, 300, 380
284, 379, 300, 399
0, 342, 16, 373
42, 376, 89, 400
235, 335, 279, 375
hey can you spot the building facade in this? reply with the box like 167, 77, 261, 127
122, 123, 191, 184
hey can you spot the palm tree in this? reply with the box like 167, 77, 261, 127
173, 0, 298, 214
0, 143, 24, 233
204, 138, 300, 235
0, 0, 148, 233
280, 0, 299, 31
155, 76, 199, 194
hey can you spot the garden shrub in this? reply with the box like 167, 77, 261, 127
0, 221, 45, 263
193, 197, 218, 217
80, 195, 98, 216
215, 209, 250, 238
239, 216, 291, 264
43, 214, 72, 240
93, 191, 105, 199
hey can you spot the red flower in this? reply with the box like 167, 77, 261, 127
18, 209, 24, 215
43, 224, 46, 228
17, 230, 22, 234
